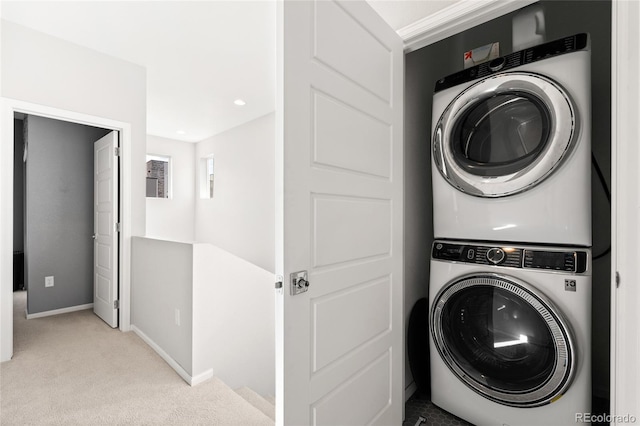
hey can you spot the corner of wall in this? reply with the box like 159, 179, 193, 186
192, 113, 276, 272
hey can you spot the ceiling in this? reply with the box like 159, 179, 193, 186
1, 0, 456, 143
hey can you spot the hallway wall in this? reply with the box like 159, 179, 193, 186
194, 113, 275, 273
1, 20, 147, 236
146, 135, 195, 242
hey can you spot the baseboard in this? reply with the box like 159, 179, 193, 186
131, 325, 200, 386
191, 369, 214, 386
405, 380, 417, 402
26, 303, 93, 319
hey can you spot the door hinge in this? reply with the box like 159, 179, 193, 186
116, 222, 121, 232
616, 271, 620, 288
114, 300, 120, 309
115, 146, 121, 157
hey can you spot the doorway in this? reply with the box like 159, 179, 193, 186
1, 99, 133, 361
403, 0, 612, 420
14, 113, 118, 324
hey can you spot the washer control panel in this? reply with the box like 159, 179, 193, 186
432, 241, 588, 273
434, 33, 588, 93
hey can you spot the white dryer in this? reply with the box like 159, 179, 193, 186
429, 240, 591, 425
431, 34, 591, 246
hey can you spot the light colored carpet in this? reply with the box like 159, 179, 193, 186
234, 387, 275, 421
1, 291, 273, 425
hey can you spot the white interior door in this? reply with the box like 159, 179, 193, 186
93, 131, 119, 328
276, 1, 404, 424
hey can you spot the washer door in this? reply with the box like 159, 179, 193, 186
431, 273, 576, 407
433, 72, 577, 197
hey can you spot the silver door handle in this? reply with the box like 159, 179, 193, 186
92, 234, 97, 239
290, 271, 309, 295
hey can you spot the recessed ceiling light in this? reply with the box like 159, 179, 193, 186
176, 130, 186, 135
234, 99, 246, 106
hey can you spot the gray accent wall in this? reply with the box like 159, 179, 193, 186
405, 0, 611, 398
25, 115, 110, 314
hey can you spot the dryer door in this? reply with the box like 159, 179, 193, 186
430, 273, 576, 407
433, 72, 577, 197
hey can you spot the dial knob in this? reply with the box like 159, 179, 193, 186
488, 57, 506, 72
486, 247, 506, 264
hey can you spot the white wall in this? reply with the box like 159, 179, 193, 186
146, 135, 195, 242
131, 237, 193, 375
193, 243, 274, 396
1, 20, 146, 360
195, 113, 275, 273
1, 21, 146, 234
131, 237, 275, 394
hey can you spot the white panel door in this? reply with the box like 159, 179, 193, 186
93, 132, 119, 328
276, 1, 404, 424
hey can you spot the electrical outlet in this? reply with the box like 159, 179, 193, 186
45, 276, 54, 288
174, 308, 180, 326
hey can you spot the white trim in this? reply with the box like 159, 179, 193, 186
120, 122, 132, 333
404, 380, 417, 402
131, 325, 212, 387
399, 0, 537, 52
0, 98, 133, 362
609, 0, 618, 413
611, 0, 640, 423
26, 303, 93, 320
131, 325, 191, 384
191, 368, 215, 387
0, 104, 14, 362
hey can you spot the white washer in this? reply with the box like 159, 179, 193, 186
431, 34, 591, 246
429, 240, 591, 425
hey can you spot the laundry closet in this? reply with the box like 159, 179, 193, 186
403, 0, 611, 423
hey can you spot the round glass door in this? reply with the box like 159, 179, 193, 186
433, 73, 578, 197
431, 274, 575, 407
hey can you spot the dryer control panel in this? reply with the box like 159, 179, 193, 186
432, 241, 588, 273
434, 33, 589, 93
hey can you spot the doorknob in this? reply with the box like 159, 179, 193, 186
92, 234, 97, 239
290, 270, 309, 296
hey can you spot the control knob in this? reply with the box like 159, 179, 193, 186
488, 57, 506, 72
486, 247, 506, 265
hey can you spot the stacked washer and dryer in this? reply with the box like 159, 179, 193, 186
429, 34, 592, 425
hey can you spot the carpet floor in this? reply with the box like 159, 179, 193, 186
0, 291, 273, 425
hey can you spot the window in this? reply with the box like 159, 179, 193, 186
200, 155, 215, 199
146, 154, 171, 198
